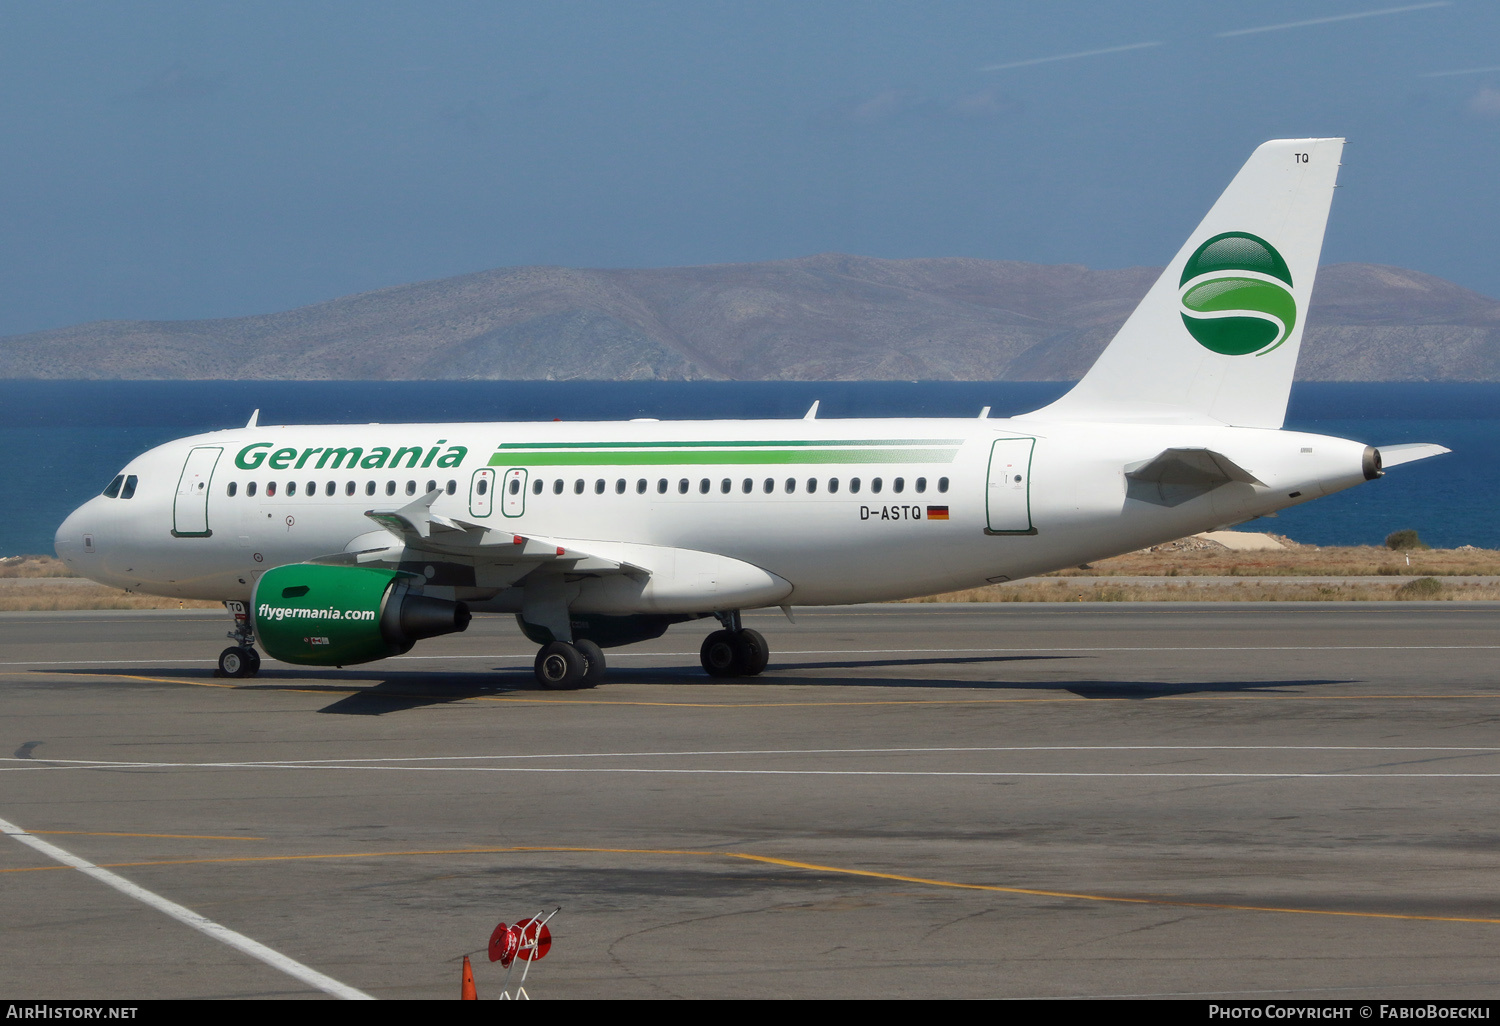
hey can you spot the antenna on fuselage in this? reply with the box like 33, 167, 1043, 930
245, 409, 260, 428
803, 400, 820, 420
978, 406, 991, 419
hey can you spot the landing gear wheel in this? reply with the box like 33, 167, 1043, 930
735, 628, 769, 676
534, 641, 587, 690
700, 630, 744, 678
217, 646, 257, 678
574, 639, 606, 688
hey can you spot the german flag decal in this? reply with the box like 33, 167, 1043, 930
926, 506, 949, 520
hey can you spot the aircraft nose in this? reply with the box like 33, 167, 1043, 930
54, 500, 95, 569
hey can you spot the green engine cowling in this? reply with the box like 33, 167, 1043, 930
252, 564, 471, 666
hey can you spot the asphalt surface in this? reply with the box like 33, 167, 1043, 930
2, 602, 1499, 1000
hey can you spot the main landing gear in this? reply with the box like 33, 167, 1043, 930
699, 611, 769, 678
533, 639, 605, 690
216, 600, 261, 679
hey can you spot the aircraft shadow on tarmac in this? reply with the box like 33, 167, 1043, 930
58, 663, 1355, 715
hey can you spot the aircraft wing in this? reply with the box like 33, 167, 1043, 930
303, 490, 648, 586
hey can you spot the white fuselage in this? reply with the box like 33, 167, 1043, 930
55, 414, 1373, 612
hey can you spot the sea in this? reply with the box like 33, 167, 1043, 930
2, 380, 1494, 556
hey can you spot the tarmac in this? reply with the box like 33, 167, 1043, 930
2, 602, 1499, 999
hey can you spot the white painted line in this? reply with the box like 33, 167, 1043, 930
2, 758, 1495, 780
6, 743, 1495, 769
86, 766, 1500, 779
0, 814, 373, 1000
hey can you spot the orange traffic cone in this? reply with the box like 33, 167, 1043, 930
461, 955, 478, 1000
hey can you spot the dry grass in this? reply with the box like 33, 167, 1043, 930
907, 576, 1500, 604
0, 555, 78, 578
0, 582, 221, 612
1044, 542, 1500, 578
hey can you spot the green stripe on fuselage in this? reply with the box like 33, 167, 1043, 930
487, 447, 960, 467
493, 438, 964, 450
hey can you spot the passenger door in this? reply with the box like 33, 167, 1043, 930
173, 446, 222, 537
985, 438, 1036, 535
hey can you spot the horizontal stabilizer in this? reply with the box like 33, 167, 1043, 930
1376, 443, 1451, 470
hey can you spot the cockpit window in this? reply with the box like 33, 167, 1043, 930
120, 475, 139, 500
103, 475, 124, 498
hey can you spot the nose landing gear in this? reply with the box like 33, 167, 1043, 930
216, 600, 262, 678
217, 646, 261, 678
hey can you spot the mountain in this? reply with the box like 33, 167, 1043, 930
4, 255, 1500, 381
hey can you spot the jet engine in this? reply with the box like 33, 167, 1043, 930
251, 564, 470, 666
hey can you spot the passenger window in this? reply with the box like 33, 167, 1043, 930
636, 479, 647, 494
532, 479, 542, 495
448, 480, 458, 495
267, 482, 277, 497
679, 478, 689, 494
657, 478, 668, 494
850, 477, 861, 494
552, 480, 563, 495
742, 478, 753, 494
121, 475, 138, 499
615, 478, 626, 494
594, 479, 605, 494
407, 480, 417, 496
871, 478, 883, 494
806, 478, 817, 493
784, 478, 795, 493
103, 475, 124, 498
699, 478, 710, 494
476, 478, 488, 496
574, 479, 585, 495
430, 480, 439, 494
763, 478, 774, 493
346, 481, 356, 496
508, 479, 520, 495
306, 481, 315, 496
326, 481, 336, 496
916, 477, 927, 494
287, 481, 298, 497
893, 477, 904, 494
366, 481, 376, 496
721, 478, 731, 494
829, 478, 839, 494
938, 477, 949, 493
247, 482, 258, 497
227, 482, 237, 497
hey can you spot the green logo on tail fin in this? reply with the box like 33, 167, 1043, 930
1179, 232, 1296, 357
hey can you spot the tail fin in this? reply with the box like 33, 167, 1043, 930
1027, 138, 1344, 428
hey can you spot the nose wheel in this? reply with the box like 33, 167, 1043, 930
217, 646, 261, 678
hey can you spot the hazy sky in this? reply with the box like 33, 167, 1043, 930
3, 1, 1497, 337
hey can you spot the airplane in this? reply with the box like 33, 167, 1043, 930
53, 138, 1448, 689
